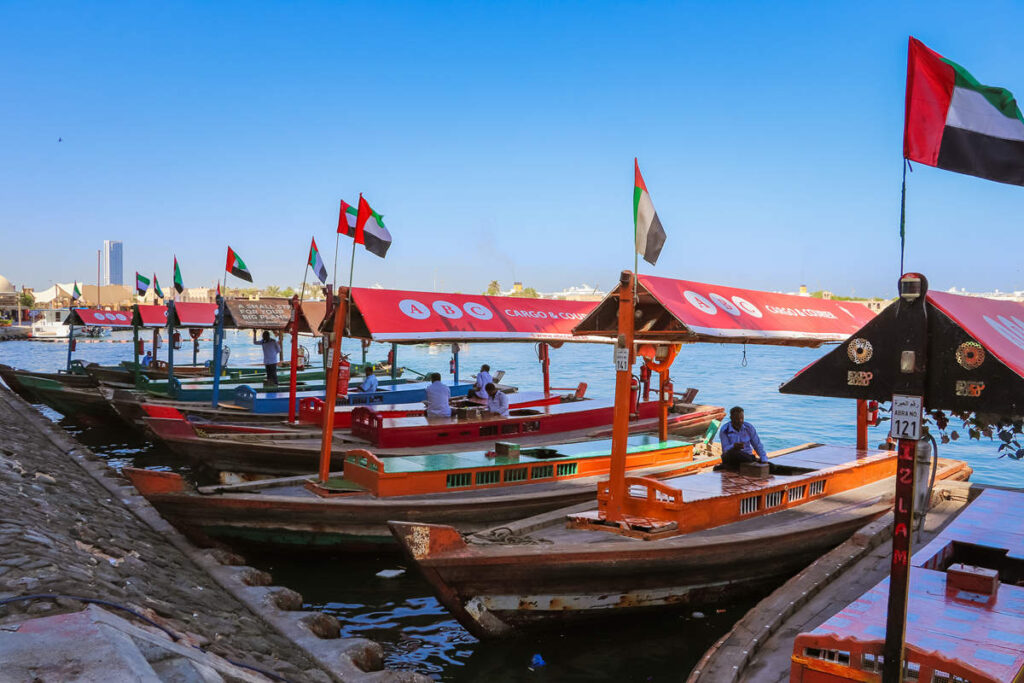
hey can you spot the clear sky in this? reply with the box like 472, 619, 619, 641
2, 1, 1023, 298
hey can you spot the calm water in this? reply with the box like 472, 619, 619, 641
2, 332, 1022, 680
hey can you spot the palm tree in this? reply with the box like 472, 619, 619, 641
485, 280, 501, 296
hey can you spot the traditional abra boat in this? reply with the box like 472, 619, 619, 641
789, 487, 1024, 683
389, 271, 970, 637
123, 435, 719, 552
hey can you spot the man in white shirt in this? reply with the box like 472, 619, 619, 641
357, 368, 379, 393
468, 364, 493, 399
424, 372, 452, 418
485, 383, 509, 417
254, 331, 282, 386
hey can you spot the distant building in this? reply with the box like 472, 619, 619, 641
0, 274, 18, 320
945, 286, 1024, 302
539, 284, 607, 302
102, 241, 124, 286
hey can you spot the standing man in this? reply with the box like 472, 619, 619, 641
254, 331, 282, 387
719, 406, 767, 468
468, 364, 493, 399
485, 382, 509, 417
424, 372, 452, 418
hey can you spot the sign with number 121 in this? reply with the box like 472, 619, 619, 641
890, 394, 923, 440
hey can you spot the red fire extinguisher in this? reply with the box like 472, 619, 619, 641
639, 364, 652, 401
449, 356, 456, 374
867, 400, 879, 426
630, 375, 640, 416
172, 331, 182, 350
336, 357, 351, 396
387, 348, 395, 365
69, 338, 77, 352
136, 339, 145, 355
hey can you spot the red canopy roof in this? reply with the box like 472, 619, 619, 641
64, 308, 136, 328
171, 302, 218, 327
928, 290, 1024, 379
135, 305, 169, 328
574, 274, 877, 347
346, 288, 605, 343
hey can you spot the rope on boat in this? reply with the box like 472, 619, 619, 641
467, 526, 552, 546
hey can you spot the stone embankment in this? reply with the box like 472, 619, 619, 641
0, 384, 428, 682
0, 326, 29, 341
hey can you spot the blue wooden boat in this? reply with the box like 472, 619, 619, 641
232, 380, 475, 414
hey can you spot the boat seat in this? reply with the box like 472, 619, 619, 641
676, 387, 698, 404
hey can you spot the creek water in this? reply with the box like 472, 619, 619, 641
2, 331, 1021, 680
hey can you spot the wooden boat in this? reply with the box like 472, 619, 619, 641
138, 395, 725, 475
12, 374, 119, 420
389, 444, 973, 639
0, 363, 95, 402
123, 435, 719, 552
789, 487, 1023, 683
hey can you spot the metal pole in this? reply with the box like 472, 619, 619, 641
97, 249, 101, 309
318, 291, 347, 482
390, 342, 398, 382
606, 270, 636, 523
211, 295, 226, 408
66, 322, 75, 372
453, 344, 460, 385
288, 295, 300, 423
133, 324, 140, 388
539, 342, 550, 395
166, 300, 176, 398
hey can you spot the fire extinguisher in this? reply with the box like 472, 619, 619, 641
69, 338, 77, 352
639, 364, 652, 401
317, 338, 325, 355
387, 348, 395, 365
449, 356, 456, 374
172, 331, 182, 350
867, 400, 879, 426
336, 357, 351, 396
629, 375, 640, 416
136, 339, 145, 355
662, 380, 674, 407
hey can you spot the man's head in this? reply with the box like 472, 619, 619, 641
261, 331, 271, 342
144, 350, 151, 357
430, 372, 441, 383
481, 364, 490, 372
485, 382, 497, 397
366, 368, 374, 377
730, 406, 744, 429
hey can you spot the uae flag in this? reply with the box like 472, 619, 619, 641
225, 247, 253, 282
71, 282, 81, 302
633, 159, 667, 266
136, 272, 150, 296
337, 196, 392, 258
173, 257, 184, 294
308, 237, 329, 284
153, 274, 164, 299
905, 37, 1024, 187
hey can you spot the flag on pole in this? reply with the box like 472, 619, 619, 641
225, 247, 253, 282
633, 159, 667, 266
153, 274, 164, 299
173, 257, 184, 294
136, 272, 150, 296
216, 282, 221, 298
337, 197, 392, 258
71, 282, 81, 302
308, 237, 329, 284
905, 37, 1024, 187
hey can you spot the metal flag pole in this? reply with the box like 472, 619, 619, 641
899, 159, 909, 276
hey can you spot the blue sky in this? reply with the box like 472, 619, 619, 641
2, 1, 1023, 298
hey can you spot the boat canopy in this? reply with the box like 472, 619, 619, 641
572, 274, 876, 347
64, 308, 136, 329
781, 290, 1024, 416
299, 300, 326, 334
170, 302, 218, 328
339, 287, 608, 343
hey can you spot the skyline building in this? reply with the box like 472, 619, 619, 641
102, 240, 123, 286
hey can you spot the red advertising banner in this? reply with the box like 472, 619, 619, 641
928, 290, 1024, 379
65, 308, 137, 328
349, 288, 605, 343
637, 274, 877, 344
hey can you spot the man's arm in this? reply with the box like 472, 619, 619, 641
720, 424, 735, 453
748, 424, 767, 462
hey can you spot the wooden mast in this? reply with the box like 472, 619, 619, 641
287, 295, 300, 423
604, 270, 636, 523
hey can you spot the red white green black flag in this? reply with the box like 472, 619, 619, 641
136, 272, 150, 296
225, 247, 253, 282
337, 196, 392, 258
308, 237, 328, 284
71, 281, 81, 302
153, 274, 164, 299
173, 257, 184, 294
633, 159, 667, 266
905, 37, 1024, 186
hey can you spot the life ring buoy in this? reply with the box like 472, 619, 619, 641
642, 343, 681, 373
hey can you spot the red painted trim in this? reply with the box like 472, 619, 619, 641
904, 37, 956, 165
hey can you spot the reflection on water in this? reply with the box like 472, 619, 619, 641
2, 333, 1022, 679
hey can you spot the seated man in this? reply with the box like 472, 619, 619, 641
718, 406, 767, 469
141, 350, 153, 367
485, 382, 509, 417
357, 367, 379, 393
424, 372, 452, 418
467, 364, 493, 399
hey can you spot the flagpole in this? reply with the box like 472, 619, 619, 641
899, 158, 908, 276
333, 233, 341, 290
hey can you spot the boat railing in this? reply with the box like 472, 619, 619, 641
351, 406, 383, 440
597, 477, 685, 512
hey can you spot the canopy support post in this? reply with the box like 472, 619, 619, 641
66, 323, 75, 372
605, 271, 636, 523
452, 344, 460, 385
658, 369, 669, 442
319, 290, 348, 483
288, 295, 300, 423
133, 325, 141, 388
390, 343, 398, 382
166, 300, 176, 398
211, 295, 226, 408
856, 399, 868, 450
539, 342, 550, 395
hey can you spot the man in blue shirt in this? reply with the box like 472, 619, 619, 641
357, 367, 379, 393
719, 406, 767, 469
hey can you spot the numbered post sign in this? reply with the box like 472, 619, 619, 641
326, 347, 335, 369
890, 394, 923, 440
614, 347, 630, 372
